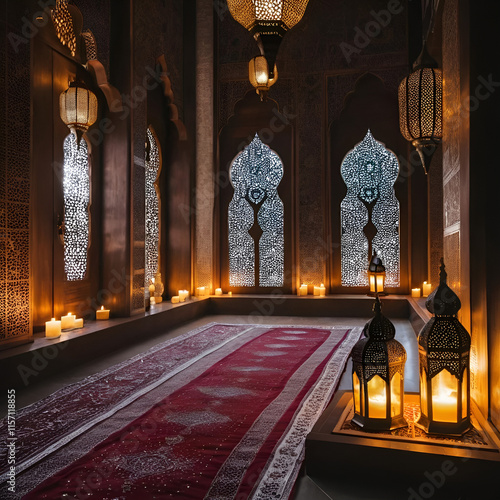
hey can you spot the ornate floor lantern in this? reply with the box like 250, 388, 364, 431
352, 296, 407, 431
416, 259, 471, 435
398, 42, 442, 174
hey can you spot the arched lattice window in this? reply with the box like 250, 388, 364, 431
145, 127, 161, 286
228, 134, 284, 287
340, 130, 400, 287
63, 134, 90, 281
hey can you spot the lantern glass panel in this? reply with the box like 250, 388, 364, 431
390, 372, 401, 417
353, 372, 361, 414
367, 375, 386, 418
420, 368, 427, 416
462, 370, 468, 419
369, 275, 376, 293
376, 274, 384, 293
431, 369, 458, 423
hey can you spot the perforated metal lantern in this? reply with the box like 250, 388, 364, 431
368, 251, 386, 296
352, 297, 407, 431
416, 259, 471, 435
398, 43, 442, 174
226, 0, 309, 79
60, 81, 98, 144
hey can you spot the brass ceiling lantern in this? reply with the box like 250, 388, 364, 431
249, 55, 278, 99
398, 42, 442, 174
227, 0, 310, 79
416, 259, 471, 435
59, 81, 98, 144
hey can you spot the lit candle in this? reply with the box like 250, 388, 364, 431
313, 286, 320, 296
228, 291, 232, 296
423, 281, 432, 297
368, 395, 386, 419
411, 288, 421, 298
196, 287, 206, 297
319, 283, 326, 297
432, 394, 457, 422
96, 305, 110, 320
298, 284, 308, 296
179, 290, 189, 302
74, 318, 83, 328
215, 288, 222, 296
61, 312, 76, 330
171, 295, 180, 303
45, 318, 61, 338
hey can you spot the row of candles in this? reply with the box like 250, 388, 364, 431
411, 281, 433, 298
297, 283, 326, 296
45, 306, 110, 338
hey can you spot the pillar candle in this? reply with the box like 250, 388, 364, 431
96, 305, 110, 320
319, 283, 326, 297
196, 286, 206, 297
45, 318, 61, 338
171, 295, 180, 303
61, 313, 76, 330
228, 291, 232, 296
313, 286, 320, 296
298, 284, 308, 296
411, 288, 421, 298
74, 318, 83, 328
215, 288, 222, 296
179, 290, 189, 302
422, 281, 432, 297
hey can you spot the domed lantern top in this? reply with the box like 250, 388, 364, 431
425, 258, 461, 316
226, 0, 310, 78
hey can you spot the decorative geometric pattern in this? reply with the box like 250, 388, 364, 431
81, 30, 98, 61
63, 134, 90, 281
51, 0, 77, 57
145, 128, 161, 287
228, 134, 284, 287
340, 130, 400, 287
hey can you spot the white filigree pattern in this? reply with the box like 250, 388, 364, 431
229, 134, 284, 287
340, 130, 400, 287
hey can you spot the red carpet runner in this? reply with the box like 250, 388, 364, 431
13, 324, 360, 499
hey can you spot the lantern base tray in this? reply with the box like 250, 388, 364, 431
299, 391, 500, 500
415, 413, 471, 436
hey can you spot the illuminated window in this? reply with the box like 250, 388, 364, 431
340, 130, 400, 287
228, 134, 284, 287
63, 134, 90, 281
145, 127, 161, 286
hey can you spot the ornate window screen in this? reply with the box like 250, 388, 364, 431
340, 130, 400, 287
228, 134, 284, 287
145, 127, 161, 286
63, 134, 90, 281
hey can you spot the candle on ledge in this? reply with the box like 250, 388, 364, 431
179, 290, 189, 302
298, 284, 308, 296
319, 283, 326, 297
422, 281, 432, 297
228, 291, 232, 296
411, 288, 421, 298
196, 286, 206, 297
45, 318, 61, 338
171, 295, 180, 303
215, 288, 222, 296
96, 305, 110, 320
61, 312, 76, 330
74, 318, 84, 328
313, 286, 320, 296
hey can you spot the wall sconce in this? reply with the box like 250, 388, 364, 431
226, 0, 310, 80
398, 42, 442, 174
368, 251, 386, 296
59, 80, 98, 144
351, 296, 407, 431
249, 55, 278, 100
416, 259, 471, 435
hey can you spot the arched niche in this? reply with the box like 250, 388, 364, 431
328, 73, 409, 294
217, 90, 295, 294
146, 56, 189, 300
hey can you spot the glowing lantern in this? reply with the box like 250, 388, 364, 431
416, 259, 471, 435
368, 251, 386, 296
60, 81, 98, 144
249, 55, 278, 99
351, 297, 407, 431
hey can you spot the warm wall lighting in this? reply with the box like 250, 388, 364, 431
227, 0, 310, 79
416, 259, 471, 435
60, 81, 98, 144
398, 43, 442, 174
351, 297, 407, 431
249, 55, 278, 99
368, 252, 386, 296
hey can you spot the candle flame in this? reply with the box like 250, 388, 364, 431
101, 305, 104, 310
